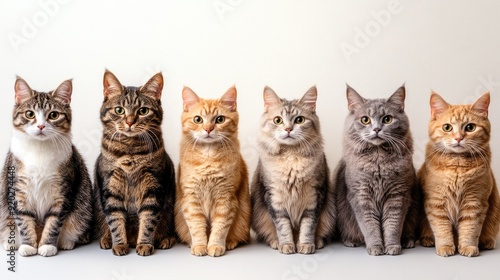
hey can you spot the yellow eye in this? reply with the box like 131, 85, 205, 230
48, 112, 59, 120
25, 110, 35, 119
193, 116, 203, 124
115, 107, 125, 115
465, 123, 476, 132
382, 115, 393, 124
294, 116, 305, 124
273, 117, 283, 125
216, 116, 225, 124
361, 116, 371, 125
442, 124, 453, 132
138, 107, 149, 116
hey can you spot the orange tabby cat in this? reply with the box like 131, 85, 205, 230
419, 92, 500, 257
175, 86, 251, 257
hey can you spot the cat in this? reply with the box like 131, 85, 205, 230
94, 70, 176, 256
175, 85, 251, 257
418, 92, 500, 257
251, 86, 335, 254
0, 77, 93, 257
333, 85, 420, 256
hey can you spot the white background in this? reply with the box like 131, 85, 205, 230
1, 1, 500, 279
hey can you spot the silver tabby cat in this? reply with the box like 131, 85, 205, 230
0, 77, 93, 257
333, 85, 420, 256
251, 86, 335, 254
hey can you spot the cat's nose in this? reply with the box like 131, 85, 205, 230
37, 124, 45, 130
285, 127, 293, 133
126, 121, 134, 127
373, 127, 381, 133
204, 125, 214, 134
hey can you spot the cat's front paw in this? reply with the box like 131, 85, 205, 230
38, 244, 58, 257
480, 238, 496, 250
419, 237, 435, 247
99, 236, 112, 249
401, 238, 415, 249
158, 237, 176, 250
384, 245, 402, 255
58, 239, 75, 250
278, 243, 296, 254
366, 245, 384, 256
297, 243, 315, 254
3, 241, 18, 251
315, 239, 325, 249
436, 245, 455, 257
136, 244, 154, 256
458, 245, 479, 257
269, 239, 279, 250
207, 245, 226, 257
18, 244, 37, 257
226, 240, 239, 250
112, 244, 129, 256
191, 245, 207, 256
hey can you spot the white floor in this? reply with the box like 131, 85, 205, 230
2, 236, 500, 280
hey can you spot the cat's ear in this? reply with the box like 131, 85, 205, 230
103, 70, 123, 99
263, 86, 281, 110
388, 85, 406, 111
141, 72, 163, 100
470, 92, 490, 117
430, 92, 450, 119
182, 86, 200, 112
14, 77, 34, 105
52, 79, 72, 105
346, 84, 365, 112
300, 86, 317, 112
220, 85, 237, 112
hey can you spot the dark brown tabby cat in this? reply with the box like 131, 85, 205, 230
94, 70, 176, 256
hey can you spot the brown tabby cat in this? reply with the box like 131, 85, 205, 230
418, 92, 500, 257
94, 70, 176, 256
175, 86, 251, 257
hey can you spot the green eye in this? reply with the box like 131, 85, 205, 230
382, 115, 393, 124
216, 116, 225, 124
294, 116, 305, 124
273, 117, 283, 125
193, 116, 203, 124
442, 124, 453, 132
25, 110, 35, 119
48, 112, 59, 120
465, 123, 476, 132
138, 107, 149, 116
361, 116, 371, 125
115, 107, 125, 115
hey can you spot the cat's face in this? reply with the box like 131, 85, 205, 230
13, 77, 72, 141
181, 86, 238, 144
101, 70, 163, 137
260, 86, 320, 146
345, 85, 409, 147
428, 92, 490, 154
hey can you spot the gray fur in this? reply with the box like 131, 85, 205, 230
333, 85, 419, 255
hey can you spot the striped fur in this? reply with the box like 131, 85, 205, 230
418, 92, 500, 257
94, 70, 176, 256
0, 78, 93, 257
175, 86, 251, 257
251, 86, 336, 254
333, 85, 420, 256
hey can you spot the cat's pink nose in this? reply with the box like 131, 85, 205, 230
285, 127, 293, 133
126, 121, 134, 127
455, 135, 464, 143
37, 125, 45, 130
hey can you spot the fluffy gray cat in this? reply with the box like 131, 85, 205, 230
251, 86, 336, 254
333, 85, 420, 256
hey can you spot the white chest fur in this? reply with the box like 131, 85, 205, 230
10, 132, 72, 219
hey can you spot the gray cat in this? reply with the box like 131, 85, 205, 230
251, 86, 336, 254
333, 85, 420, 256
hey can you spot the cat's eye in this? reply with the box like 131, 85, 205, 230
294, 116, 305, 124
442, 124, 453, 132
193, 116, 203, 124
465, 123, 476, 132
360, 116, 371, 125
25, 110, 35, 119
137, 107, 149, 116
382, 115, 393, 124
48, 112, 59, 120
273, 117, 283, 125
216, 116, 226, 124
115, 107, 125, 115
